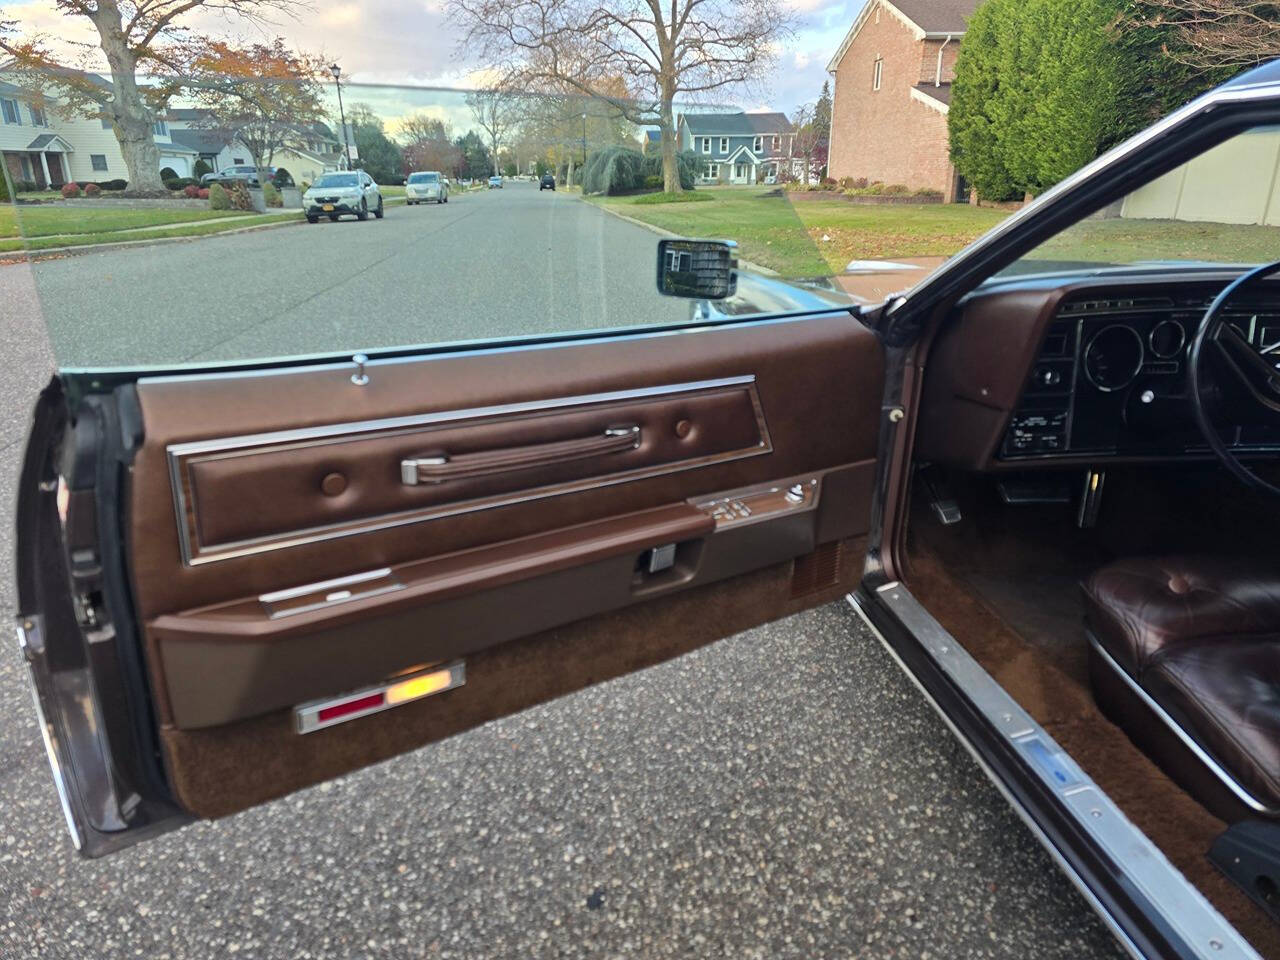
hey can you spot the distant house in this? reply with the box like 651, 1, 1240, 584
677, 112, 797, 184
826, 0, 978, 201
166, 112, 343, 182
642, 129, 661, 155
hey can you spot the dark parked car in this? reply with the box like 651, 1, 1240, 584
539, 173, 555, 191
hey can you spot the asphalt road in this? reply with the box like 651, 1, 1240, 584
23, 181, 694, 367
0, 186, 1124, 958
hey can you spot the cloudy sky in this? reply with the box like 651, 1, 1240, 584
6, 0, 859, 134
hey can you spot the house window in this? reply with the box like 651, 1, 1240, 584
233, 157, 246, 164
873, 57, 883, 91
700, 137, 710, 154
1, 98, 19, 124
719, 136, 728, 153
706, 163, 719, 180
153, 119, 168, 136
753, 135, 763, 152
19, 155, 33, 180
90, 154, 108, 172
28, 104, 46, 126
875, 4, 880, 22
771, 135, 779, 151
101, 117, 113, 130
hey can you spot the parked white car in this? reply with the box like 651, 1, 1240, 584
302, 171, 384, 222
406, 171, 449, 204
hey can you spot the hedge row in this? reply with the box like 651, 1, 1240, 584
581, 145, 700, 195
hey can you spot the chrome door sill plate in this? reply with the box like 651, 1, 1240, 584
849, 583, 1259, 960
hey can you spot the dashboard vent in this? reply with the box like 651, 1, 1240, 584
1060, 296, 1174, 315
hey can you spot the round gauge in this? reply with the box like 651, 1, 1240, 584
1148, 319, 1185, 359
1084, 324, 1144, 392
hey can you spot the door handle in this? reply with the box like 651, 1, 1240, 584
401, 424, 641, 485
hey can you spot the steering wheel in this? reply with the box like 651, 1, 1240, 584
1188, 259, 1280, 496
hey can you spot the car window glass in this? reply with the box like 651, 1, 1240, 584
999, 125, 1280, 278
8, 73, 860, 369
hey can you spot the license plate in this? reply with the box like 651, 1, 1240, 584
322, 204, 334, 211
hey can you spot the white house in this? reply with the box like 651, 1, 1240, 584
0, 66, 195, 188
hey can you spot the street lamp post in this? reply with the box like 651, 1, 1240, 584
581, 111, 587, 168
330, 64, 350, 171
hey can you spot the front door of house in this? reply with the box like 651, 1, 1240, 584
735, 163, 749, 182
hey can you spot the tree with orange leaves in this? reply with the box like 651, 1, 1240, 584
186, 38, 327, 177
0, 0, 297, 194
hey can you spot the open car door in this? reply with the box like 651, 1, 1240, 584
17, 304, 883, 855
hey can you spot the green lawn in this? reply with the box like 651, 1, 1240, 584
1026, 217, 1280, 266
0, 204, 262, 239
0, 205, 301, 252
593, 187, 1009, 275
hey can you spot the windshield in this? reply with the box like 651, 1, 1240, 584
312, 173, 359, 188
408, 172, 439, 183
999, 125, 1280, 278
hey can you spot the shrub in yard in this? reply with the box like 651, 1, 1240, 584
98, 178, 127, 191
198, 187, 210, 200
272, 167, 293, 187
60, 182, 81, 198
17, 179, 37, 192
642, 175, 662, 189
913, 187, 943, 200
183, 184, 200, 198
164, 177, 198, 191
193, 158, 212, 180
208, 182, 230, 210
0, 168, 9, 203
160, 166, 178, 181
263, 183, 282, 207
83, 183, 102, 197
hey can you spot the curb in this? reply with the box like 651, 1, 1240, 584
588, 200, 779, 277
0, 196, 412, 264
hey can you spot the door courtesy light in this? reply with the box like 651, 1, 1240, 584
294, 661, 465, 734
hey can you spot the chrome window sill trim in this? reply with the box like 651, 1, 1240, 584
849, 584, 1259, 960
1090, 636, 1277, 816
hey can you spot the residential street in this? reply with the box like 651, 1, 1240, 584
19, 181, 694, 367
0, 184, 1122, 958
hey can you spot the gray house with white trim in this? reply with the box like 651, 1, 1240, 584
677, 112, 797, 184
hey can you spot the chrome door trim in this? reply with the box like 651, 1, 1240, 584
850, 584, 1260, 960
1090, 636, 1276, 815
167, 376, 772, 565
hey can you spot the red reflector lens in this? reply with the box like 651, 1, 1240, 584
317, 692, 384, 723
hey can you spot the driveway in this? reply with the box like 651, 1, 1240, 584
0, 183, 1124, 958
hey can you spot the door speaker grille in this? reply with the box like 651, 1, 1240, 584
791, 541, 843, 598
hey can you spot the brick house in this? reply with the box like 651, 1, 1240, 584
826, 0, 978, 202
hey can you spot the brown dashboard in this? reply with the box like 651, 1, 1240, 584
915, 273, 1280, 471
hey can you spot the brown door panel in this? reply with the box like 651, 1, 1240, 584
124, 313, 884, 816
172, 377, 769, 563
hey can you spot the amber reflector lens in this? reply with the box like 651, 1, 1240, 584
386, 669, 454, 705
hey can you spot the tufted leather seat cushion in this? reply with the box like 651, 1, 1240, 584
1083, 556, 1280, 818
1082, 555, 1280, 677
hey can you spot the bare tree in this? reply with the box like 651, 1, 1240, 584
449, 0, 794, 192
465, 87, 524, 176
0, 0, 299, 193
790, 102, 824, 187
1130, 0, 1280, 72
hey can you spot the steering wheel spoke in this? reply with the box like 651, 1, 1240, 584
1190, 259, 1280, 496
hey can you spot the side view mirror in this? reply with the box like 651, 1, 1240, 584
656, 239, 738, 300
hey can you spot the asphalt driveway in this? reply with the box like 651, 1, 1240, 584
0, 187, 1123, 958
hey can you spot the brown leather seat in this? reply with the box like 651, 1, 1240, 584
1083, 556, 1280, 821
